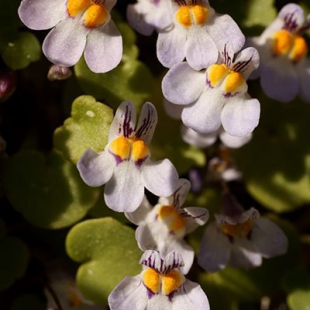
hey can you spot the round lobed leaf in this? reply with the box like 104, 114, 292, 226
3, 149, 99, 229
66, 217, 141, 305
53, 95, 114, 164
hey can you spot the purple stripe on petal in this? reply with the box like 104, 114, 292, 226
232, 57, 252, 73
135, 104, 155, 140
122, 104, 134, 137
283, 10, 299, 32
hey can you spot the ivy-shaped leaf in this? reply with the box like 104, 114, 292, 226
66, 218, 141, 305
53, 95, 114, 164
3, 150, 99, 229
2, 32, 41, 70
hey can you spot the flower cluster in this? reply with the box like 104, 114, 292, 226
14, 0, 298, 309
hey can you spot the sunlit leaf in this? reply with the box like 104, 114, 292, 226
54, 95, 114, 164
66, 218, 141, 304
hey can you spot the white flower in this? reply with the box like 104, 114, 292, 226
127, 0, 174, 35
248, 3, 310, 102
162, 44, 261, 137
198, 194, 288, 272
18, 0, 122, 73
77, 101, 179, 213
108, 250, 210, 310
125, 178, 209, 274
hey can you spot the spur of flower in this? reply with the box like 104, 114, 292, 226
162, 44, 261, 137
18, 0, 122, 73
108, 250, 210, 310
248, 3, 310, 102
128, 0, 245, 70
77, 100, 179, 213
198, 193, 288, 272
127, 0, 174, 35
125, 178, 209, 274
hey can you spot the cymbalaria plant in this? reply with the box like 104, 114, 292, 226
2, 1, 310, 310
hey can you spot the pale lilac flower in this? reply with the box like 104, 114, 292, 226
162, 44, 261, 137
77, 101, 179, 213
18, 0, 122, 73
128, 0, 245, 70
47, 65, 72, 81
125, 178, 209, 274
248, 3, 310, 102
198, 194, 288, 272
108, 250, 210, 310
127, 0, 174, 35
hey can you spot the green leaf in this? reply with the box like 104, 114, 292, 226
54, 95, 114, 164
75, 56, 154, 110
0, 236, 29, 291
288, 290, 310, 310
3, 150, 99, 229
2, 32, 41, 70
66, 218, 141, 304
234, 97, 310, 212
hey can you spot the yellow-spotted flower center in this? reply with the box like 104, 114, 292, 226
175, 5, 209, 27
109, 136, 149, 163
142, 268, 184, 295
158, 205, 186, 236
207, 64, 247, 95
220, 219, 253, 239
273, 29, 308, 62
67, 0, 109, 28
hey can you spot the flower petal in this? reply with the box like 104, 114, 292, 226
229, 238, 262, 269
77, 149, 114, 187
219, 130, 252, 148
108, 101, 136, 142
84, 20, 122, 73
164, 98, 183, 120
181, 125, 218, 148
135, 102, 158, 145
142, 159, 179, 198
251, 218, 288, 258
182, 88, 225, 134
104, 161, 144, 212
162, 62, 205, 105
279, 3, 305, 29
186, 26, 218, 71
233, 47, 260, 79
221, 96, 260, 137
157, 26, 187, 68
182, 207, 209, 234
18, 0, 67, 30
108, 276, 148, 310
135, 224, 157, 251
198, 223, 231, 272
42, 18, 87, 67
260, 58, 299, 102
207, 13, 245, 54
172, 279, 210, 310
125, 196, 153, 225
296, 59, 310, 102
171, 178, 191, 209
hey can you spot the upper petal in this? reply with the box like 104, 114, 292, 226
279, 3, 305, 31
186, 26, 218, 70
135, 102, 158, 145
172, 279, 210, 310
182, 207, 209, 234
84, 20, 122, 73
108, 276, 148, 310
108, 101, 137, 142
142, 159, 179, 198
42, 18, 87, 67
104, 161, 144, 212
207, 13, 245, 54
221, 95, 260, 137
18, 0, 67, 30
171, 178, 191, 209
77, 149, 114, 187
157, 26, 187, 68
162, 62, 205, 105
